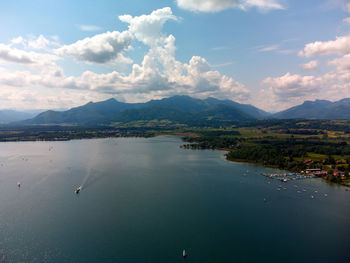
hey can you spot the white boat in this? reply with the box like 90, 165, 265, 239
183, 249, 187, 258
75, 186, 82, 194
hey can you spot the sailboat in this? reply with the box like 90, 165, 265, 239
183, 249, 187, 258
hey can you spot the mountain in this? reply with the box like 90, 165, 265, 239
20, 95, 263, 125
194, 104, 252, 121
113, 102, 252, 125
146, 95, 209, 113
273, 99, 350, 119
0, 110, 42, 124
24, 98, 142, 125
144, 95, 270, 118
16, 96, 350, 125
203, 97, 270, 118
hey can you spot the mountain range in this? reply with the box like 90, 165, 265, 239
0, 110, 43, 124
273, 99, 350, 119
21, 96, 269, 125
8, 96, 350, 125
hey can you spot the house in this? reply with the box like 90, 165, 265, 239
305, 168, 321, 174
314, 170, 328, 176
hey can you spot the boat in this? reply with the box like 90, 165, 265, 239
17, 182, 21, 188
75, 186, 82, 194
183, 249, 187, 258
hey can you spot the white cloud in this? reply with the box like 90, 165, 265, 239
0, 43, 58, 66
259, 33, 350, 110
11, 36, 24, 45
119, 7, 179, 46
0, 80, 111, 110
263, 72, 320, 100
176, 0, 284, 13
301, 60, 318, 70
299, 35, 350, 57
210, 61, 234, 67
0, 44, 34, 64
259, 44, 279, 52
0, 7, 250, 108
343, 17, 350, 24
328, 54, 350, 72
28, 35, 60, 50
259, 56, 350, 111
264, 32, 350, 110
347, 3, 350, 13
78, 25, 102, 31
56, 30, 133, 64
117, 7, 249, 101
10, 35, 60, 50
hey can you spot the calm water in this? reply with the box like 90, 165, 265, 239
0, 136, 349, 263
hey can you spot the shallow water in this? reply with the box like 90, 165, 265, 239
0, 136, 349, 262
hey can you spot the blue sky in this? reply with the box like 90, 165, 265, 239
0, 0, 349, 111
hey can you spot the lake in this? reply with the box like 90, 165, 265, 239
0, 135, 349, 262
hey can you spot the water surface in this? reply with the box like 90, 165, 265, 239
0, 136, 349, 262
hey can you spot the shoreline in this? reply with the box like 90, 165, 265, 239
1, 132, 349, 188
180, 138, 350, 188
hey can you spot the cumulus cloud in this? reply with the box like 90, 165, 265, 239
301, 60, 318, 71
10, 35, 60, 50
119, 7, 179, 46
28, 35, 57, 50
260, 56, 350, 111
328, 54, 350, 72
0, 7, 250, 108
11, 36, 24, 45
0, 43, 58, 66
263, 72, 320, 101
271, 33, 350, 109
176, 0, 284, 13
344, 17, 350, 24
0, 44, 34, 64
0, 77, 111, 110
299, 35, 350, 57
56, 30, 133, 64
256, 33, 350, 110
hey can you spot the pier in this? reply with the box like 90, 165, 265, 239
262, 172, 317, 182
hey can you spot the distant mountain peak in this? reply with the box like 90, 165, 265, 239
274, 98, 350, 119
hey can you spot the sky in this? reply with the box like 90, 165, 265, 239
0, 0, 349, 112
